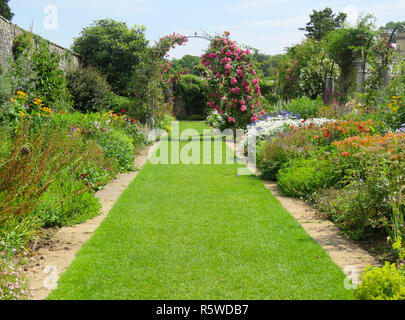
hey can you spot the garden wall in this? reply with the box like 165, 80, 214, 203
0, 15, 80, 69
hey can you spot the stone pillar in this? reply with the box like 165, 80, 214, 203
325, 75, 335, 94
353, 57, 366, 93
397, 32, 405, 57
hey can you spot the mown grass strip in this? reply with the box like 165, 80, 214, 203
48, 121, 353, 300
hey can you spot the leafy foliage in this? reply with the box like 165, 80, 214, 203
325, 15, 376, 100
171, 55, 201, 76
284, 96, 324, 119
0, 0, 13, 20
73, 19, 149, 94
277, 158, 338, 197
11, 32, 72, 110
66, 67, 113, 113
355, 262, 405, 300
172, 74, 208, 120
299, 7, 347, 41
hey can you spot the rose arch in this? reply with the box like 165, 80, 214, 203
156, 31, 264, 129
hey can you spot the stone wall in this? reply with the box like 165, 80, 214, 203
0, 15, 80, 69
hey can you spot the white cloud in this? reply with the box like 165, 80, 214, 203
343, 5, 360, 26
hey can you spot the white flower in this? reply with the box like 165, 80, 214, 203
242, 115, 335, 148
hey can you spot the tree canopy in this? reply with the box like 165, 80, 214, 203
0, 0, 14, 20
171, 55, 201, 76
72, 19, 149, 94
299, 7, 347, 41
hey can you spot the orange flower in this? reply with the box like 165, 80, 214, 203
342, 152, 350, 157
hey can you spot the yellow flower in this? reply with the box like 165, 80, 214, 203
16, 91, 27, 98
10, 98, 15, 103
18, 111, 27, 117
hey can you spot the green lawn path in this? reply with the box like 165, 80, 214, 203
48, 121, 353, 300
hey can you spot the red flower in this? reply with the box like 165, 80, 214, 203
324, 132, 330, 138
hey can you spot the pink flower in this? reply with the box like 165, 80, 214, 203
252, 78, 259, 85
228, 116, 235, 123
230, 78, 238, 85
241, 105, 247, 112
231, 87, 240, 94
245, 48, 251, 55
226, 51, 232, 57
252, 70, 256, 75
244, 86, 251, 93
225, 64, 232, 71
247, 95, 252, 100
224, 31, 230, 36
261, 109, 266, 115
254, 86, 260, 93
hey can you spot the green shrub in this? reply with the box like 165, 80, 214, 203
97, 129, 135, 172
66, 67, 113, 113
355, 262, 405, 300
173, 74, 208, 120
12, 33, 72, 110
311, 183, 391, 240
257, 131, 316, 181
36, 169, 101, 228
277, 158, 338, 197
285, 96, 324, 119
109, 95, 149, 123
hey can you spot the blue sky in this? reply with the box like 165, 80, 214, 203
8, 0, 405, 59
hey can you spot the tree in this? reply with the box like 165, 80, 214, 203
299, 7, 347, 41
171, 55, 201, 76
281, 39, 334, 100
73, 19, 149, 94
0, 0, 14, 20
